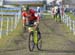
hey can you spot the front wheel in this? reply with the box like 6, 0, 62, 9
29, 32, 35, 51
37, 31, 42, 50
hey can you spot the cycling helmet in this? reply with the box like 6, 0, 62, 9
29, 9, 35, 14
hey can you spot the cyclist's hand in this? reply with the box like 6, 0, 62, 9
34, 22, 39, 26
37, 21, 39, 24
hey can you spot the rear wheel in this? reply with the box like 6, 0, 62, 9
29, 32, 35, 51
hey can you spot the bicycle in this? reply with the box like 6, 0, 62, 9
28, 22, 42, 51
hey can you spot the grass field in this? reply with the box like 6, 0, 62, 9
0, 19, 22, 48
66, 12, 75, 20
0, 15, 15, 35
0, 12, 22, 48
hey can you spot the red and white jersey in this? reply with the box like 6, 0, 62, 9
28, 13, 40, 21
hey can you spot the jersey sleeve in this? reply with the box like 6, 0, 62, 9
22, 12, 28, 17
34, 13, 38, 17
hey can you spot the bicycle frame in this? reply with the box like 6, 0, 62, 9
28, 25, 42, 51
29, 26, 38, 45
34, 30, 38, 44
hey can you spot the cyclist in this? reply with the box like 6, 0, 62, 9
28, 9, 40, 32
28, 9, 41, 37
22, 8, 28, 30
27, 8, 41, 41
28, 9, 42, 51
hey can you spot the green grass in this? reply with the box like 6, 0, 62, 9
0, 10, 18, 12
64, 24, 75, 40
0, 9, 22, 48
65, 12, 75, 40
42, 13, 52, 20
66, 12, 75, 20
0, 19, 22, 48
2, 21, 11, 29
1, 16, 15, 30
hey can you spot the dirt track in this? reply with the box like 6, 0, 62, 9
0, 17, 75, 55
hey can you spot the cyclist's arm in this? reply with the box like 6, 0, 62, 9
36, 16, 40, 24
35, 13, 40, 24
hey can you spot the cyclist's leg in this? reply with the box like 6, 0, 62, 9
59, 13, 61, 22
23, 19, 27, 32
54, 14, 56, 21
28, 20, 39, 34
56, 13, 58, 21
26, 17, 29, 25
54, 14, 55, 19
57, 13, 61, 22
37, 27, 41, 40
22, 16, 26, 27
34, 21, 41, 40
